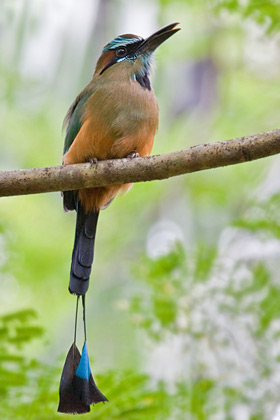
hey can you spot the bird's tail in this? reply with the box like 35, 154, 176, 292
58, 296, 108, 414
69, 203, 99, 295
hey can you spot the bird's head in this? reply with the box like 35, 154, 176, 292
94, 23, 180, 88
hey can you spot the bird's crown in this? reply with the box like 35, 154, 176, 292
102, 34, 144, 55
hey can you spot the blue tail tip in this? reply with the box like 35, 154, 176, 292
75, 340, 91, 380
73, 340, 109, 405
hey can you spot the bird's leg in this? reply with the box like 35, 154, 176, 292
126, 152, 140, 159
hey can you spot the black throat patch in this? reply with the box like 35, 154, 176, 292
136, 73, 151, 90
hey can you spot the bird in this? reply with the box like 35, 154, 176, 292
58, 22, 180, 414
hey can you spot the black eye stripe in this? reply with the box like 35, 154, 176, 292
115, 40, 143, 57
100, 40, 144, 75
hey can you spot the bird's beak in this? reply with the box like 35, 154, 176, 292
136, 22, 180, 55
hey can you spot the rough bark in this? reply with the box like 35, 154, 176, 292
0, 129, 280, 197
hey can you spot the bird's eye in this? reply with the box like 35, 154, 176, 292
116, 46, 127, 58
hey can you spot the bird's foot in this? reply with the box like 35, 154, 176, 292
88, 157, 98, 165
126, 152, 140, 159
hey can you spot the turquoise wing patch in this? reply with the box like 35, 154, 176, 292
62, 89, 92, 211
63, 90, 92, 155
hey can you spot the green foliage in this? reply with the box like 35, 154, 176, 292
215, 0, 280, 33
130, 244, 187, 339
91, 372, 173, 420
0, 309, 44, 399
234, 193, 280, 238
0, 310, 175, 419
128, 191, 280, 417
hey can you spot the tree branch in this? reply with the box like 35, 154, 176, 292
1, 129, 280, 198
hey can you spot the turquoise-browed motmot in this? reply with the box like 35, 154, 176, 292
58, 23, 180, 414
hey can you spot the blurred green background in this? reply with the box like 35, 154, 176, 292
1, 0, 280, 419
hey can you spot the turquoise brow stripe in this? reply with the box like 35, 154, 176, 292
102, 36, 143, 53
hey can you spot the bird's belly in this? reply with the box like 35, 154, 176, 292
94, 94, 158, 159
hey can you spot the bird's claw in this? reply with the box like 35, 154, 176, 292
126, 152, 140, 159
88, 157, 98, 165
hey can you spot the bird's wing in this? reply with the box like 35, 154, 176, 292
63, 89, 93, 155
62, 89, 92, 211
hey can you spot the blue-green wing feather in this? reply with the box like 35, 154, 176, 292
63, 89, 92, 211
63, 90, 92, 155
